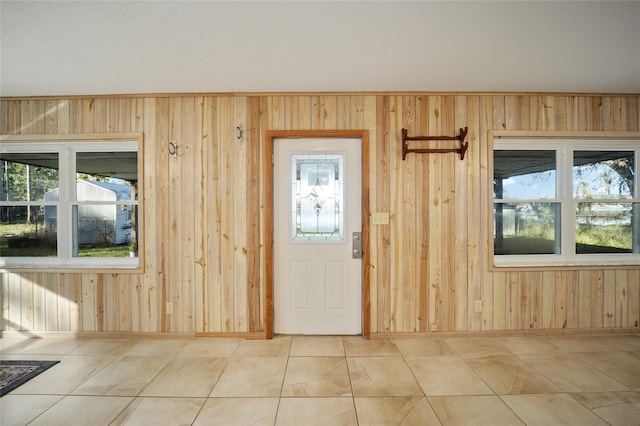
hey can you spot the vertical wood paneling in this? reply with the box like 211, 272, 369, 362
1, 93, 638, 336
363, 95, 379, 333
466, 95, 482, 330
415, 96, 429, 332
155, 98, 170, 332
204, 96, 222, 332
628, 270, 640, 327
233, 97, 248, 331
390, 95, 402, 332
427, 96, 443, 331
141, 97, 158, 332
475, 95, 492, 330
376, 96, 391, 332
247, 97, 261, 332
401, 96, 415, 332
194, 97, 207, 333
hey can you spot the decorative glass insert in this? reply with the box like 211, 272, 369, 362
291, 154, 344, 241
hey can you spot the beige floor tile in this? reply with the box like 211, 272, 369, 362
276, 397, 357, 426
0, 337, 38, 354
465, 354, 562, 395
28, 395, 133, 426
343, 337, 401, 356
570, 392, 640, 426
71, 355, 172, 396
210, 356, 287, 397
354, 396, 441, 425
393, 338, 454, 357
502, 393, 608, 426
194, 398, 279, 426
573, 351, 640, 390
2, 338, 89, 355
0, 394, 63, 426
290, 335, 345, 356
0, 353, 62, 361
11, 355, 113, 395
405, 356, 493, 396
282, 356, 351, 397
429, 395, 525, 425
496, 336, 561, 354
233, 335, 291, 357
141, 357, 228, 397
122, 339, 190, 357
69, 338, 135, 356
546, 335, 640, 353
518, 352, 630, 392
444, 337, 512, 357
348, 357, 422, 397
111, 397, 205, 425
177, 338, 240, 358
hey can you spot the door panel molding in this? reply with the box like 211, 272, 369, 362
265, 130, 370, 338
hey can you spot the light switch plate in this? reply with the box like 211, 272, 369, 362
371, 212, 389, 225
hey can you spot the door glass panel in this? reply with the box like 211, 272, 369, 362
291, 154, 344, 241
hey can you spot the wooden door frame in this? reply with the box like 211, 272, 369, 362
265, 130, 370, 339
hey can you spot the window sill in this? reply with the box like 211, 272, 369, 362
0, 257, 141, 273
493, 254, 640, 270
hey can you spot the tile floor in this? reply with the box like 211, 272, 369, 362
1, 334, 640, 425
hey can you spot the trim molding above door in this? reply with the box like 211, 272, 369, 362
264, 130, 370, 339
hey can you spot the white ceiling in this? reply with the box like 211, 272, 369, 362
1, 1, 639, 97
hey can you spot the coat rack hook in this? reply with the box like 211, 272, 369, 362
168, 140, 177, 161
236, 126, 243, 145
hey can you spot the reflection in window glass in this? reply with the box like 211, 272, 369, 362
73, 151, 138, 257
0, 206, 57, 257
494, 150, 556, 199
0, 153, 59, 202
71, 203, 133, 257
291, 154, 343, 241
494, 202, 560, 255
576, 202, 633, 253
0, 153, 59, 256
573, 151, 633, 199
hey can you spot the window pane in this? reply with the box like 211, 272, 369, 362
74, 151, 138, 257
573, 151, 634, 199
291, 154, 344, 241
576, 202, 633, 253
494, 202, 560, 255
76, 151, 138, 189
0, 206, 57, 256
494, 150, 556, 199
71, 204, 132, 258
0, 153, 59, 202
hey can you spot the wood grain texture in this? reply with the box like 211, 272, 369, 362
1, 93, 638, 336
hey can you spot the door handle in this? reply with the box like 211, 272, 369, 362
352, 232, 362, 259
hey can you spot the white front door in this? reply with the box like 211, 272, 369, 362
274, 138, 362, 335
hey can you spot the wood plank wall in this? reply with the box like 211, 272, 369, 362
1, 94, 639, 335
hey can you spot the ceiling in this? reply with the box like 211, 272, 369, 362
1, 1, 639, 97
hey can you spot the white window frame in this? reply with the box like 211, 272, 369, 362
492, 133, 640, 268
1, 134, 142, 271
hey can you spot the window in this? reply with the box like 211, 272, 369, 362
1, 136, 141, 269
493, 137, 639, 267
